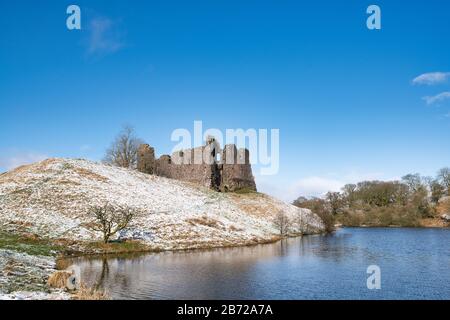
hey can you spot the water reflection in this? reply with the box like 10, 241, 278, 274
64, 228, 450, 300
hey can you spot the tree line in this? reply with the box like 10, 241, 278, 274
293, 169, 450, 231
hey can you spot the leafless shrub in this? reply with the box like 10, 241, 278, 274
88, 204, 136, 243
72, 283, 110, 300
47, 271, 72, 289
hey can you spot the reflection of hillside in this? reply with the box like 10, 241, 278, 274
298, 232, 359, 262
66, 233, 357, 299
67, 237, 314, 299
62, 228, 450, 300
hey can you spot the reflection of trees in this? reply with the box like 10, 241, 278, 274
93, 257, 134, 294
299, 233, 354, 262
275, 239, 289, 256
94, 257, 110, 290
113, 257, 132, 293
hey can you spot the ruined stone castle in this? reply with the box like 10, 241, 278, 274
137, 137, 257, 192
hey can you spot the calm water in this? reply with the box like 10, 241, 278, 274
67, 228, 450, 300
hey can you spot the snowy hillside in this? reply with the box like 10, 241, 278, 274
0, 159, 324, 250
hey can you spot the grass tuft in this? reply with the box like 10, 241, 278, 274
71, 284, 110, 300
47, 271, 72, 289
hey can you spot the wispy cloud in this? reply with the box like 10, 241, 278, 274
412, 72, 450, 85
0, 152, 48, 172
422, 91, 450, 105
86, 17, 124, 56
288, 177, 344, 199
80, 144, 92, 152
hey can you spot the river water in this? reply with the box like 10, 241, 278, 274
66, 228, 450, 300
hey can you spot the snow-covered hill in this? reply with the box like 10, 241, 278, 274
0, 158, 324, 250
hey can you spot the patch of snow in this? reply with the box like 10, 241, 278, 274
0, 290, 70, 300
0, 249, 56, 295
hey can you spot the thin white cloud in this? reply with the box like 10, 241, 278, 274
422, 91, 450, 105
290, 177, 343, 198
87, 17, 124, 56
80, 144, 92, 152
0, 153, 48, 172
412, 72, 450, 85
257, 176, 342, 202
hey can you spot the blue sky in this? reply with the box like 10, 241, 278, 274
1, 0, 450, 201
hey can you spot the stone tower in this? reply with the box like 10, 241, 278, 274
137, 144, 155, 174
220, 144, 256, 192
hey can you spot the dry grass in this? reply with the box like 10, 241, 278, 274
233, 187, 258, 195
55, 179, 82, 186
55, 258, 72, 271
228, 224, 244, 232
0, 159, 58, 182
186, 216, 224, 229
229, 193, 280, 219
437, 197, 450, 215
84, 240, 151, 255
71, 284, 110, 300
47, 271, 110, 300
419, 217, 448, 228
47, 271, 72, 289
72, 167, 109, 182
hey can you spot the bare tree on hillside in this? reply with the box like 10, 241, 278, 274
295, 211, 305, 235
273, 212, 291, 235
104, 125, 143, 169
88, 204, 136, 243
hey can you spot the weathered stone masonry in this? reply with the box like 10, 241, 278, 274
137, 138, 257, 192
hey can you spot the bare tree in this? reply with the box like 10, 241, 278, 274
273, 212, 291, 235
104, 125, 143, 169
437, 167, 450, 195
88, 204, 136, 243
295, 211, 305, 235
429, 179, 445, 203
342, 184, 357, 206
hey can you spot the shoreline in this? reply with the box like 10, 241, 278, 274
335, 221, 449, 229
334, 216, 449, 229
335, 225, 449, 230
57, 231, 327, 261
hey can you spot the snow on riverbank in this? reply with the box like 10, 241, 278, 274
0, 290, 70, 300
0, 249, 69, 299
